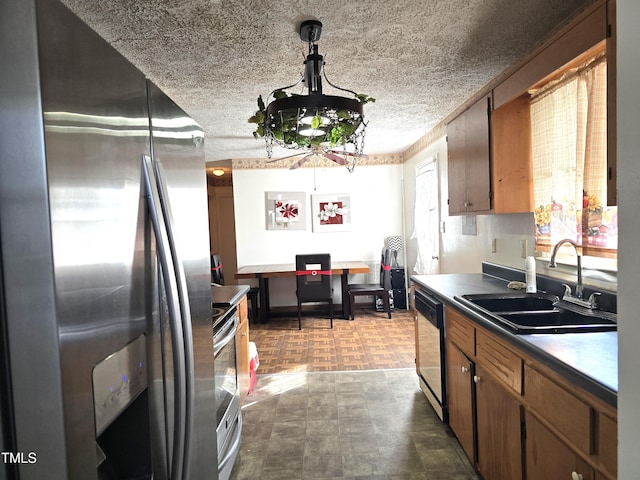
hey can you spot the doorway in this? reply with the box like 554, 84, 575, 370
412, 157, 441, 274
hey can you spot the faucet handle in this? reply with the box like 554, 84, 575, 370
562, 283, 573, 297
588, 292, 602, 309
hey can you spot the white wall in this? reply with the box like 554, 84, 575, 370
616, 1, 640, 477
403, 136, 536, 278
232, 163, 404, 305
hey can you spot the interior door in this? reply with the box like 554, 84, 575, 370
412, 159, 441, 274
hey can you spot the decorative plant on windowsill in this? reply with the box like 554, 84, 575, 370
247, 19, 376, 172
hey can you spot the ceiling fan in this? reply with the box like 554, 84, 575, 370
266, 145, 367, 171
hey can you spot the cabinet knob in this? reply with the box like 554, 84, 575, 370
473, 375, 480, 383
241, 332, 247, 337
571, 472, 583, 480
461, 366, 469, 374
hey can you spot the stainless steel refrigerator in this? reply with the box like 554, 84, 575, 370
0, 1, 218, 479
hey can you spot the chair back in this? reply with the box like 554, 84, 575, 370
296, 254, 332, 301
211, 254, 225, 285
379, 247, 392, 290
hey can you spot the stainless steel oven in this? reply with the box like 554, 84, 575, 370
415, 289, 447, 422
213, 306, 242, 480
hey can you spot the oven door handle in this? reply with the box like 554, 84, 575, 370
142, 154, 194, 480
214, 316, 238, 356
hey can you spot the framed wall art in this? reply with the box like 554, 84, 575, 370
265, 191, 307, 230
312, 193, 351, 232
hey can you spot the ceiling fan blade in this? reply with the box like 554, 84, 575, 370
323, 152, 346, 165
267, 151, 308, 163
290, 154, 313, 170
326, 150, 368, 160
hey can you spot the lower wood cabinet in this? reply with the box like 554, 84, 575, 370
475, 364, 523, 480
526, 412, 594, 480
236, 296, 250, 404
441, 303, 617, 480
446, 340, 475, 463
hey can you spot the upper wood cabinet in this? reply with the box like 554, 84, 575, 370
492, 0, 615, 206
491, 95, 533, 214
447, 95, 492, 215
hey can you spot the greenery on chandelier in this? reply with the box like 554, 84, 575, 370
248, 90, 375, 149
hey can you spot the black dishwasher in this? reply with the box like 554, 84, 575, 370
415, 289, 447, 422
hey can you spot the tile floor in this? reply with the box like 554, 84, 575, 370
230, 369, 480, 480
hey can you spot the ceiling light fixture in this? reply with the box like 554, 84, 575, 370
212, 168, 225, 176
249, 20, 375, 172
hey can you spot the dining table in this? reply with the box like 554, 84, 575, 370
235, 260, 370, 322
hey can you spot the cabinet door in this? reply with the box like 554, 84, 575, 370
475, 364, 523, 480
491, 95, 533, 214
236, 297, 250, 404
446, 340, 475, 463
447, 111, 468, 214
464, 96, 492, 213
526, 412, 595, 480
446, 95, 492, 215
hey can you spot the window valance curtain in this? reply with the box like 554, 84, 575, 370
531, 55, 617, 252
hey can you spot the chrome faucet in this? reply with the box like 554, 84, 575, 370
549, 238, 599, 309
549, 238, 583, 299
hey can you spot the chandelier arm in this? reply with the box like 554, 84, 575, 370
322, 68, 358, 98
266, 76, 304, 103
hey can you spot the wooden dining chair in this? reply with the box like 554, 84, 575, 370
295, 254, 333, 330
347, 247, 393, 320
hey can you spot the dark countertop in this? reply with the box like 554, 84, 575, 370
411, 270, 617, 407
211, 284, 250, 307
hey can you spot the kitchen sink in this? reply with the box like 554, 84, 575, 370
455, 292, 617, 335
460, 292, 558, 313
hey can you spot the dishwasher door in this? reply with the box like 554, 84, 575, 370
415, 291, 447, 422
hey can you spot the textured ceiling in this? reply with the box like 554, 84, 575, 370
60, 0, 593, 163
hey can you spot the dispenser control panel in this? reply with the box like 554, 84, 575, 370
92, 334, 148, 435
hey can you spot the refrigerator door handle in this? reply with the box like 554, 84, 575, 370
142, 154, 189, 480
152, 159, 196, 480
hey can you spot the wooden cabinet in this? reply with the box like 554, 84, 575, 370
491, 95, 533, 214
445, 306, 523, 478
447, 95, 492, 215
446, 340, 475, 463
443, 304, 617, 480
526, 412, 594, 480
524, 363, 618, 480
236, 296, 250, 404
475, 364, 523, 480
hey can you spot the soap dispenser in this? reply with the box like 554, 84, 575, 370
525, 256, 537, 293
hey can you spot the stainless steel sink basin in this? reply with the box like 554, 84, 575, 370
456, 292, 617, 335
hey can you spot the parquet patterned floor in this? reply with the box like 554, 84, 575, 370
249, 308, 416, 374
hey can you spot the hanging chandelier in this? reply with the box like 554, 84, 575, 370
249, 20, 375, 172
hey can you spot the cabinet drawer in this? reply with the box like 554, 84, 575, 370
524, 364, 592, 455
476, 330, 523, 395
598, 412, 617, 477
446, 307, 475, 356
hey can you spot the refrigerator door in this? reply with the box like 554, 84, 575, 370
0, 1, 69, 478
1, 1, 217, 479
147, 81, 218, 479
36, 0, 155, 477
